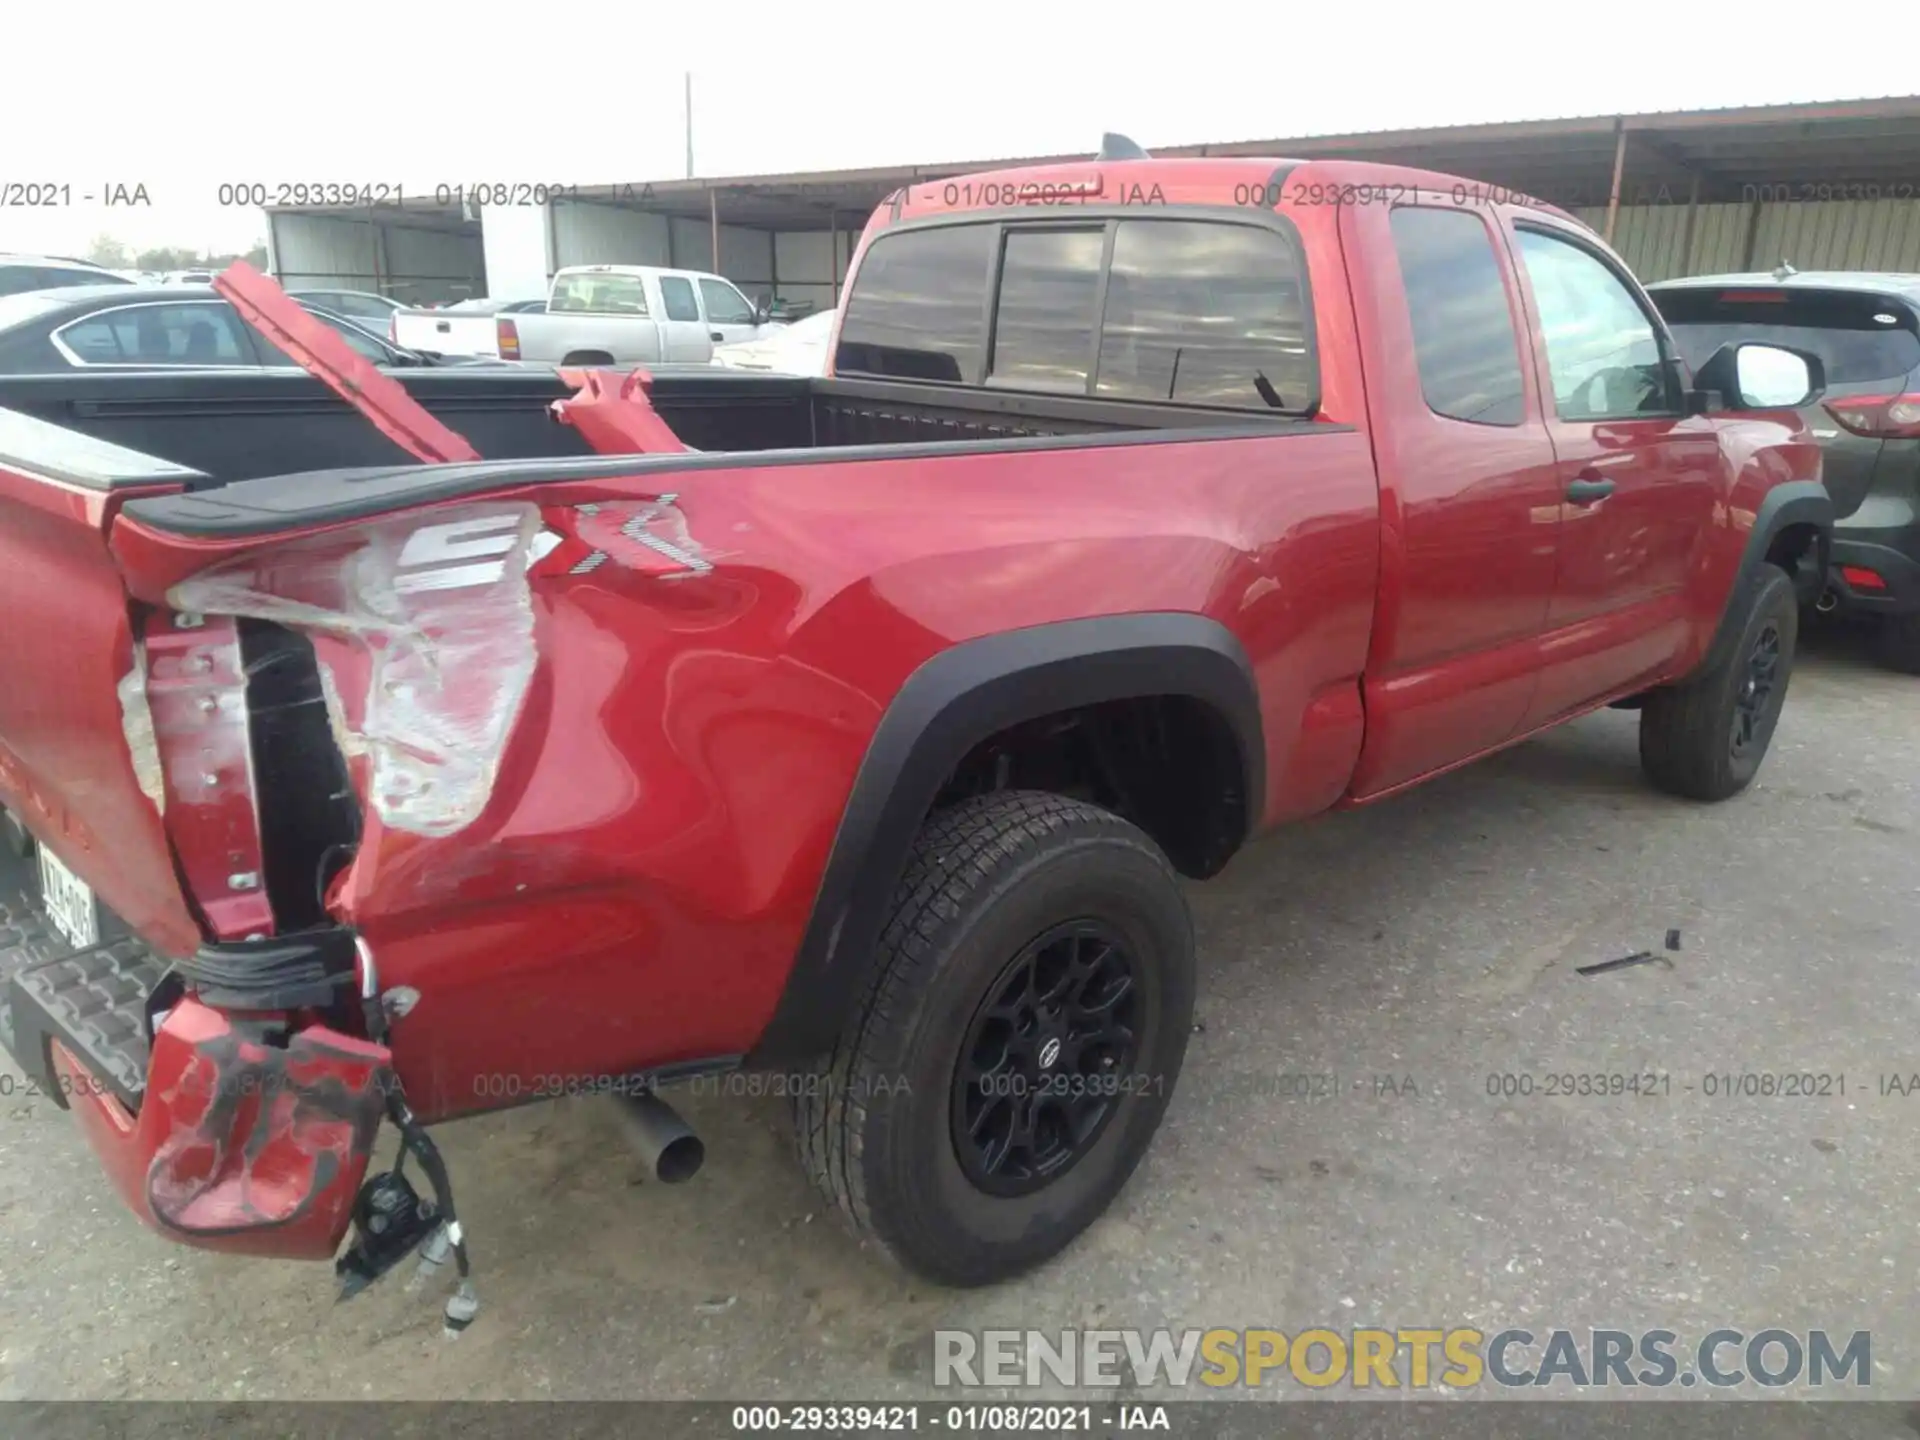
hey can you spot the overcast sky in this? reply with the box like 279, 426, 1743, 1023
7, 0, 1912, 258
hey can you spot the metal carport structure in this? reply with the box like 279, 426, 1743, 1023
265, 94, 1920, 302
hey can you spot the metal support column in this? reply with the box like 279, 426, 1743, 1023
710, 188, 720, 272
1678, 171, 1701, 276
830, 211, 840, 305
1604, 118, 1628, 245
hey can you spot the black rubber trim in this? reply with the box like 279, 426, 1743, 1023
119, 416, 1350, 538
175, 926, 358, 1011
1701, 479, 1833, 674
745, 613, 1263, 1069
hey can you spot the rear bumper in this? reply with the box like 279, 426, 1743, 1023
1827, 532, 1920, 617
1, 840, 389, 1259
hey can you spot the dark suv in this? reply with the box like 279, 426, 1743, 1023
1651, 272, 1920, 672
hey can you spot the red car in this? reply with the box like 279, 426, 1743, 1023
0, 146, 1830, 1319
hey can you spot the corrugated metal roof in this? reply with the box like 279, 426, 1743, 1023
619, 94, 1920, 227
268, 95, 1920, 267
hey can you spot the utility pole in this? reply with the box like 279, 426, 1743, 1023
685, 72, 694, 178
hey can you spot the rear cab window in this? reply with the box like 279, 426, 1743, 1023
1651, 286, 1920, 389
836, 209, 1316, 412
835, 226, 994, 383
550, 272, 651, 316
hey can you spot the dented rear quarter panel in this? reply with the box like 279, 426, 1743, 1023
111, 423, 1379, 1121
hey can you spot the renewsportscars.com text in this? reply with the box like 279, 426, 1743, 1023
934, 1327, 1871, 1390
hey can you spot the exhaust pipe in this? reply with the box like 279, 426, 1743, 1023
614, 1092, 704, 1183
1816, 588, 1840, 615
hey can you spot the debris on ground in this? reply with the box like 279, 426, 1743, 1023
1576, 950, 1659, 978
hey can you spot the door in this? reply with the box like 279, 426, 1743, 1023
698, 276, 760, 346
1345, 203, 1566, 797
654, 275, 711, 361
1507, 224, 1722, 723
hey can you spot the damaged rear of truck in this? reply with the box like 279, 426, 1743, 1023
1, 146, 1829, 1319
0, 372, 1314, 1315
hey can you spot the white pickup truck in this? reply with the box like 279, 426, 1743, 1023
390, 264, 783, 365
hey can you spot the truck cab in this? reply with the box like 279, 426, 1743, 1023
391, 264, 779, 367
548, 264, 770, 360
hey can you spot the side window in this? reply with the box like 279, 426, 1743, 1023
988, 228, 1104, 392
699, 278, 755, 325
658, 276, 700, 322
1514, 228, 1673, 421
837, 225, 995, 382
37, 267, 111, 292
1095, 220, 1313, 410
1388, 208, 1527, 426
56, 304, 250, 365
315, 313, 390, 361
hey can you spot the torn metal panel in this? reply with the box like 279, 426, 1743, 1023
115, 646, 166, 816
139, 612, 273, 941
167, 503, 542, 838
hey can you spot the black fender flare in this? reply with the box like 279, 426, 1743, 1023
1700, 480, 1832, 676
746, 613, 1264, 1068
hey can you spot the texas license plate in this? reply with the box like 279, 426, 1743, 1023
37, 846, 99, 951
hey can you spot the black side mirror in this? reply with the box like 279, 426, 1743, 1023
1687, 341, 1827, 414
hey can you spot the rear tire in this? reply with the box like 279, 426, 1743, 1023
1640, 565, 1798, 801
1873, 612, 1920, 675
793, 791, 1194, 1287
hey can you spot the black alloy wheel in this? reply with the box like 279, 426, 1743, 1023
951, 921, 1142, 1197
1730, 621, 1782, 760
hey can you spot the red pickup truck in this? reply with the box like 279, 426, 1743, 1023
0, 149, 1831, 1318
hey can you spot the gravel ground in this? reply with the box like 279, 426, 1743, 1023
1, 625, 1915, 1406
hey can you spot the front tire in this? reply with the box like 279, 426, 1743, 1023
1640, 565, 1798, 801
793, 791, 1194, 1286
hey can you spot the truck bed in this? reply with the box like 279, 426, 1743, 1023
0, 367, 1305, 495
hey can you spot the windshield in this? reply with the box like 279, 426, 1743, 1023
1654, 287, 1920, 387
